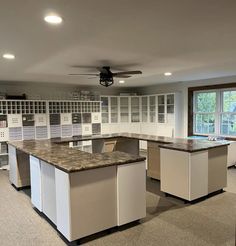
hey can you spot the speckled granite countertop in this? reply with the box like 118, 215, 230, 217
53, 133, 230, 153
8, 140, 146, 173
8, 133, 230, 173
159, 140, 230, 152
52, 133, 173, 144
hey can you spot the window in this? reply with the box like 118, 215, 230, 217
221, 90, 236, 136
194, 92, 216, 134
193, 89, 236, 136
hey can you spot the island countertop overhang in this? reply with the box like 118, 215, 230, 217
8, 140, 146, 173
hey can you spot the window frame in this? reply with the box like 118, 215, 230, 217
193, 88, 236, 137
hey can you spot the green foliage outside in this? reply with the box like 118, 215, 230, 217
196, 92, 216, 112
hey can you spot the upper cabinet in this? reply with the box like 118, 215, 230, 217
149, 96, 156, 123
120, 97, 129, 123
131, 97, 140, 123
157, 95, 165, 123
110, 97, 118, 123
101, 97, 109, 123
166, 94, 174, 114
101, 93, 176, 125
141, 97, 148, 122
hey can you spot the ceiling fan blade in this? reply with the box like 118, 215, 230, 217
87, 76, 98, 79
113, 70, 142, 76
68, 73, 99, 76
113, 75, 131, 78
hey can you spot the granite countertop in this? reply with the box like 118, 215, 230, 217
8, 133, 230, 173
53, 133, 230, 153
53, 133, 174, 144
159, 139, 230, 153
8, 140, 146, 173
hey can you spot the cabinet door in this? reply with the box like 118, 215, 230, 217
82, 124, 92, 136
149, 96, 156, 122
92, 112, 101, 123
147, 143, 160, 180
131, 97, 140, 123
101, 97, 109, 123
157, 95, 165, 123
8, 114, 22, 128
120, 97, 129, 123
141, 97, 148, 122
110, 97, 118, 123
30, 156, 42, 211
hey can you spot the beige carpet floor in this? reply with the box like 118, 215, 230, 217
0, 169, 235, 246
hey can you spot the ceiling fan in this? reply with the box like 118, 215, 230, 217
68, 66, 142, 87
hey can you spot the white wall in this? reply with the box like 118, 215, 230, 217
136, 75, 236, 137
1, 75, 236, 137
0, 81, 136, 100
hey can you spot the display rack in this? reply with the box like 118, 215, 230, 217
0, 100, 102, 167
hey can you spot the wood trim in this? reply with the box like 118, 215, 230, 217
188, 82, 236, 140
188, 82, 236, 92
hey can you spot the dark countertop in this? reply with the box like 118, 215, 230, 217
159, 140, 230, 152
8, 140, 146, 173
8, 133, 230, 173
52, 133, 230, 153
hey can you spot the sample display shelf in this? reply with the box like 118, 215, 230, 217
0, 100, 102, 166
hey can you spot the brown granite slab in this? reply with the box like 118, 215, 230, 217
159, 140, 230, 153
8, 140, 146, 173
53, 133, 230, 152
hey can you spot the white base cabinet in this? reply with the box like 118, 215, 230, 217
28, 158, 146, 242
160, 149, 208, 201
41, 161, 57, 224
30, 155, 42, 211
117, 161, 146, 226
160, 146, 228, 201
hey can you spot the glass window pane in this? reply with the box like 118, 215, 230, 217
196, 92, 216, 113
220, 113, 236, 136
223, 90, 236, 112
194, 113, 215, 134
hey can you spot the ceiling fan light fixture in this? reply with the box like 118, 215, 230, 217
99, 77, 114, 87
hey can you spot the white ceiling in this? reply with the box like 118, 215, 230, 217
1, 0, 236, 87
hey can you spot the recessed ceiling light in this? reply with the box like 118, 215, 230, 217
164, 72, 172, 76
119, 80, 125, 84
2, 53, 15, 60
44, 14, 63, 24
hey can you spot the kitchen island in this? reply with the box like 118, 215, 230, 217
8, 140, 146, 242
8, 133, 230, 241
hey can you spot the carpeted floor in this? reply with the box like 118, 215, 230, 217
0, 169, 235, 246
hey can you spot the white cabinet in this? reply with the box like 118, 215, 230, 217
92, 112, 101, 123
30, 155, 43, 211
110, 97, 119, 123
35, 114, 47, 126
0, 128, 8, 141
101, 97, 109, 123
61, 113, 72, 125
131, 97, 140, 123
117, 161, 146, 226
120, 97, 129, 123
157, 95, 165, 123
82, 124, 92, 135
227, 141, 236, 167
149, 96, 156, 123
41, 161, 57, 224
141, 96, 148, 122
8, 114, 22, 128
